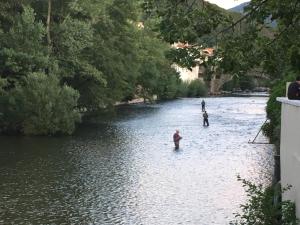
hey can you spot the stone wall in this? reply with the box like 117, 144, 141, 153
209, 74, 232, 95
173, 64, 200, 82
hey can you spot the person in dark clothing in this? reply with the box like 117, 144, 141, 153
288, 76, 300, 100
201, 100, 206, 112
173, 130, 182, 149
203, 111, 209, 126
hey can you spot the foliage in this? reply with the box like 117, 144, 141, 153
0, 0, 24, 32
0, 1, 185, 135
155, 65, 181, 100
0, 73, 81, 135
220, 0, 300, 144
187, 79, 208, 97
0, 6, 49, 82
143, 0, 231, 44
136, 26, 181, 100
177, 81, 190, 97
263, 72, 298, 147
231, 177, 298, 225
53, 15, 107, 110
177, 80, 207, 97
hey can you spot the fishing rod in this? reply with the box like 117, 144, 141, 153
248, 119, 271, 144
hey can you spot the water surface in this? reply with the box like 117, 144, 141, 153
0, 97, 274, 225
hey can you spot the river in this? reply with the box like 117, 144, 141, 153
0, 97, 274, 225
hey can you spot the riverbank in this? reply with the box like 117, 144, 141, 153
115, 95, 158, 106
210, 90, 269, 97
226, 91, 270, 97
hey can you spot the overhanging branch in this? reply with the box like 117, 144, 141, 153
217, 0, 269, 35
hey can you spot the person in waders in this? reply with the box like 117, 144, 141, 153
201, 100, 206, 112
173, 130, 182, 149
203, 111, 209, 126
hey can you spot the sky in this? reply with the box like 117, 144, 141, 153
206, 0, 249, 9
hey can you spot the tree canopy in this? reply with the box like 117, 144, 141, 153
0, 0, 182, 135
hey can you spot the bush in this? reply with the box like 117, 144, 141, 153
0, 73, 81, 135
231, 177, 298, 225
177, 81, 189, 97
177, 79, 208, 97
156, 67, 181, 100
187, 79, 208, 97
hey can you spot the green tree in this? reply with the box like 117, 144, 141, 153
0, 0, 186, 135
0, 0, 26, 31
0, 6, 48, 82
4, 73, 80, 135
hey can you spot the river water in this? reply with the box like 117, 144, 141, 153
0, 97, 274, 225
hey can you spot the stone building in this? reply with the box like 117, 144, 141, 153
172, 43, 214, 83
172, 44, 232, 94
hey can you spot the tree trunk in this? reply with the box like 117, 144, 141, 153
46, 0, 52, 48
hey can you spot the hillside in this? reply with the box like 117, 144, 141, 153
228, 2, 250, 13
229, 1, 276, 27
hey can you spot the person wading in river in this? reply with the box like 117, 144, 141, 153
201, 100, 206, 112
173, 130, 182, 149
203, 111, 209, 126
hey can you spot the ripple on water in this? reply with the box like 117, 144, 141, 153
0, 97, 274, 225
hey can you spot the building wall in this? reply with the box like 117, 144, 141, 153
277, 97, 300, 218
173, 64, 200, 82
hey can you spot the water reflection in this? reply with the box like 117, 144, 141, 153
0, 97, 274, 224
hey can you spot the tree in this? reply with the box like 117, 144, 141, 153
0, 6, 48, 82
0, 0, 26, 32
46, 0, 52, 48
0, 73, 80, 135
0, 0, 186, 135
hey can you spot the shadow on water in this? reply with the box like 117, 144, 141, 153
82, 103, 161, 125
0, 136, 69, 167
173, 148, 184, 154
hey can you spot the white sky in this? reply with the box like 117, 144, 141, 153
206, 0, 249, 9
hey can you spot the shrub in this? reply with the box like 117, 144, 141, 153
177, 81, 189, 97
231, 177, 298, 225
1, 73, 81, 135
177, 80, 208, 97
187, 79, 208, 97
